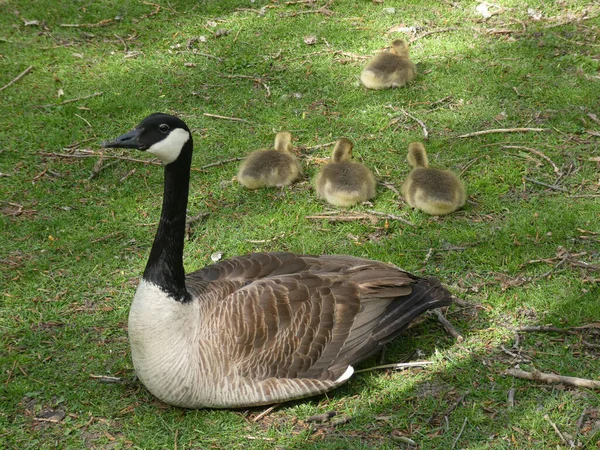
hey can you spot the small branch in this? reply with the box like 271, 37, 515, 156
515, 324, 600, 333
432, 308, 463, 342
354, 361, 433, 374
587, 113, 600, 126
365, 209, 416, 227
304, 141, 336, 151
246, 232, 286, 244
91, 231, 123, 244
306, 411, 336, 423
37, 91, 103, 108
89, 374, 125, 383
0, 65, 33, 92
507, 388, 515, 409
252, 404, 279, 422
379, 180, 401, 197
399, 108, 429, 140
221, 74, 271, 97
451, 417, 468, 450
60, 18, 116, 28
544, 414, 574, 448
199, 156, 244, 170
306, 210, 415, 227
506, 368, 600, 389
88, 160, 120, 180
503, 145, 561, 174
409, 27, 457, 43
458, 128, 548, 138
523, 177, 568, 192
203, 113, 251, 124
38, 151, 162, 166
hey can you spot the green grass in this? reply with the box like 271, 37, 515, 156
1, 0, 599, 448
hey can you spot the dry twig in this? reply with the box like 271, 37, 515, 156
37, 91, 103, 108
433, 308, 463, 342
252, 404, 279, 422
199, 157, 244, 170
354, 361, 433, 374
89, 374, 124, 383
544, 414, 575, 448
523, 177, 568, 192
399, 108, 429, 140
410, 27, 457, 43
458, 128, 548, 138
203, 113, 251, 124
506, 368, 600, 389
0, 65, 33, 92
503, 145, 561, 174
507, 388, 515, 408
221, 74, 271, 97
451, 417, 469, 450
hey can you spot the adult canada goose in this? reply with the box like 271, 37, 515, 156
360, 40, 417, 90
402, 142, 466, 216
103, 113, 453, 408
237, 131, 302, 189
315, 138, 377, 207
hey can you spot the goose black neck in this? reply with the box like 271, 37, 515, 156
142, 141, 193, 303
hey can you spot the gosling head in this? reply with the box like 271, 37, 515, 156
274, 131, 294, 153
390, 39, 410, 58
407, 141, 429, 168
331, 138, 354, 163
103, 113, 191, 164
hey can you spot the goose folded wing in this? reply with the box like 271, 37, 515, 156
212, 272, 361, 382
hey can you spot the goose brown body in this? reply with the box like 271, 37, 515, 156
130, 252, 451, 408
361, 40, 417, 90
237, 132, 302, 189
104, 114, 453, 409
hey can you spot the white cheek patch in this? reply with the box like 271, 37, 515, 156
147, 129, 190, 164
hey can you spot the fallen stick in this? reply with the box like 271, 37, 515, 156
399, 108, 429, 140
451, 417, 468, 450
365, 209, 416, 227
37, 91, 103, 108
0, 65, 33, 92
433, 308, 464, 342
504, 145, 561, 174
506, 368, 600, 389
199, 157, 244, 169
252, 404, 279, 422
89, 374, 124, 383
410, 27, 457, 43
523, 177, 568, 192
544, 414, 575, 448
354, 361, 433, 374
458, 128, 548, 138
516, 323, 600, 333
203, 113, 251, 124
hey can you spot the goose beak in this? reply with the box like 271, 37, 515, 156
102, 128, 147, 150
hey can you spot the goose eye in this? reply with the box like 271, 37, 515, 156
159, 124, 170, 133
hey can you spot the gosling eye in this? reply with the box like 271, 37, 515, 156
159, 124, 170, 133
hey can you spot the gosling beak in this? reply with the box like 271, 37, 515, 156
102, 128, 147, 150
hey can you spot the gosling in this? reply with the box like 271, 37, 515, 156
402, 142, 466, 216
360, 39, 417, 90
237, 132, 303, 189
315, 138, 376, 207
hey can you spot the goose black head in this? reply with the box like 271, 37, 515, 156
103, 113, 192, 164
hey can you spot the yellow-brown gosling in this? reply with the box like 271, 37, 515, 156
315, 138, 376, 207
237, 131, 302, 189
360, 39, 417, 90
402, 142, 466, 216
